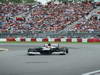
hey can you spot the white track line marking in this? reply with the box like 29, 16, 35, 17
0, 48, 8, 51
82, 70, 100, 75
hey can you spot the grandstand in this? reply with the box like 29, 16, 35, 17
0, 0, 100, 38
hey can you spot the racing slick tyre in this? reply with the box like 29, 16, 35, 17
66, 48, 69, 54
59, 48, 68, 55
59, 51, 66, 55
27, 48, 35, 55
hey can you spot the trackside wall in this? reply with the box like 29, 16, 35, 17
0, 38, 100, 43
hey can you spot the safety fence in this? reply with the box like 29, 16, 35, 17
0, 37, 100, 43
0, 31, 100, 38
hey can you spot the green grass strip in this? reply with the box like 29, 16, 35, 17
0, 41, 100, 44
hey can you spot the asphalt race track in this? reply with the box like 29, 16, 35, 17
0, 43, 100, 75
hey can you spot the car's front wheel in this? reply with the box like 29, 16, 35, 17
66, 48, 69, 54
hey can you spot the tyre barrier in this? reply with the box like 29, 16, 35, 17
6, 37, 16, 42
87, 38, 100, 43
31, 38, 37, 42
42, 38, 48, 42
54, 38, 61, 42
0, 38, 100, 43
66, 38, 72, 42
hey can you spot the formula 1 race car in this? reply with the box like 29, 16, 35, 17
27, 43, 68, 55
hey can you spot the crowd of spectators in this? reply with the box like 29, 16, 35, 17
0, 3, 33, 34
0, 3, 32, 17
28, 1, 94, 32
72, 15, 100, 33
0, 1, 97, 36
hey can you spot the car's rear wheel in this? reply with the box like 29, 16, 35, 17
59, 51, 66, 55
59, 48, 68, 55
66, 48, 68, 54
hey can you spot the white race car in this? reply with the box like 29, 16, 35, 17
27, 43, 68, 55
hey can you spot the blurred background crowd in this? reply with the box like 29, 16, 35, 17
0, 0, 100, 38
